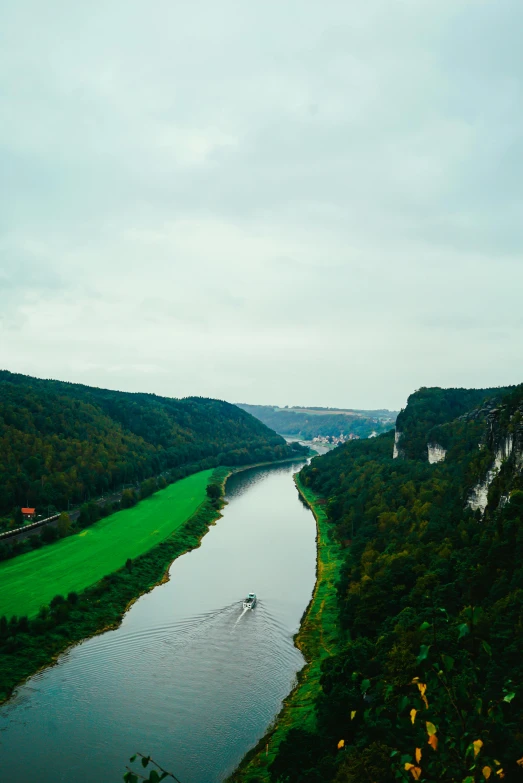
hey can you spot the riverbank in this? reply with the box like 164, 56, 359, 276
0, 456, 309, 707
227, 474, 344, 782
0, 470, 217, 620
0, 467, 230, 705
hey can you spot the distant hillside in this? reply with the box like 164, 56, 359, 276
0, 371, 306, 517
236, 403, 397, 441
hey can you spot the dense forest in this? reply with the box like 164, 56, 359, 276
268, 384, 523, 782
236, 404, 397, 441
0, 371, 305, 519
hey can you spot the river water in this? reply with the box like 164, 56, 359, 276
0, 459, 319, 782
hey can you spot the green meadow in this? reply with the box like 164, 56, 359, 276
0, 469, 213, 619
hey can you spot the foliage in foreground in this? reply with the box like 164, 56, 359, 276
124, 752, 182, 783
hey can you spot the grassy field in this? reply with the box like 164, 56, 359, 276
228, 474, 344, 782
0, 469, 213, 619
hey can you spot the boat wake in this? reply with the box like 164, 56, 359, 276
232, 606, 249, 630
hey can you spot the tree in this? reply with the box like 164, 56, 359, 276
139, 478, 157, 500
121, 489, 138, 509
13, 507, 24, 527
41, 525, 59, 543
57, 512, 72, 538
78, 502, 101, 528
206, 483, 221, 501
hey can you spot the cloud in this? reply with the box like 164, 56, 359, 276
1, 0, 522, 408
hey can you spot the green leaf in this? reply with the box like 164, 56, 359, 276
482, 641, 492, 656
441, 654, 454, 671
503, 692, 516, 703
416, 644, 430, 664
361, 678, 370, 693
458, 623, 469, 639
129, 755, 137, 763
398, 695, 408, 712
141, 756, 150, 768
419, 621, 431, 631
148, 771, 160, 783
476, 698, 483, 715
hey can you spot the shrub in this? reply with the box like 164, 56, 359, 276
121, 489, 138, 509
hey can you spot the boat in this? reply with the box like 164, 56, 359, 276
243, 592, 257, 609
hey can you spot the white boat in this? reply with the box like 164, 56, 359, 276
243, 592, 257, 609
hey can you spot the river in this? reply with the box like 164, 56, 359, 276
0, 458, 320, 782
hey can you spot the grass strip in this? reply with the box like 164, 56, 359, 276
227, 474, 344, 782
0, 470, 214, 619
0, 467, 229, 705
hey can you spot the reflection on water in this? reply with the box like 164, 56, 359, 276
0, 461, 317, 782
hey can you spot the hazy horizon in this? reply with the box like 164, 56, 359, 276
2, 1, 523, 410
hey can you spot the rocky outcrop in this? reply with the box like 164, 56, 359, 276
468, 451, 504, 513
467, 402, 523, 514
393, 430, 403, 459
427, 443, 446, 464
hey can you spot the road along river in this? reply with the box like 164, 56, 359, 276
0, 459, 320, 782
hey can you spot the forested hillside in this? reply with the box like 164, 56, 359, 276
0, 371, 304, 517
236, 404, 397, 441
394, 386, 507, 461
267, 384, 523, 782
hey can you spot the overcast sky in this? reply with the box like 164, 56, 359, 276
1, 1, 522, 410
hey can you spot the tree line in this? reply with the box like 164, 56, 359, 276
0, 371, 306, 524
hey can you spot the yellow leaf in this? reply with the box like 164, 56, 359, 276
426, 721, 437, 736
410, 709, 417, 725
415, 748, 422, 764
473, 739, 484, 758
417, 682, 427, 697
351, 711, 356, 720
405, 763, 414, 771
428, 734, 438, 751
337, 739, 345, 750
483, 767, 492, 780
496, 770, 504, 779
410, 767, 422, 780
422, 694, 429, 709
517, 757, 523, 768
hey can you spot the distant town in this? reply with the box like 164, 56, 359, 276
311, 430, 378, 446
